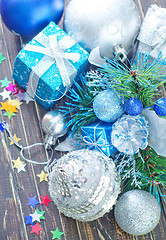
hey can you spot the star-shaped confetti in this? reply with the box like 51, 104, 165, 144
24, 216, 34, 225
15, 90, 26, 101
37, 170, 48, 183
8, 134, 21, 145
40, 194, 52, 207
12, 157, 26, 173
27, 196, 40, 209
0, 53, 6, 64
5, 83, 17, 92
25, 93, 34, 104
0, 121, 6, 132
8, 98, 23, 109
0, 100, 18, 115
0, 88, 11, 100
30, 223, 43, 235
0, 77, 11, 88
3, 111, 16, 119
36, 209, 45, 220
30, 210, 43, 222
51, 228, 64, 240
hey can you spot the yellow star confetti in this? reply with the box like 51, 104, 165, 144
12, 157, 26, 173
0, 100, 17, 115
37, 170, 48, 182
8, 98, 23, 109
8, 134, 21, 145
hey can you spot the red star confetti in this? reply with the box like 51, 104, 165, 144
0, 53, 6, 64
30, 223, 43, 235
5, 83, 17, 92
13, 88, 24, 95
40, 194, 52, 207
51, 228, 64, 240
0, 77, 12, 88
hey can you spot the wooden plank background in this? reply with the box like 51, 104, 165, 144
0, 0, 166, 239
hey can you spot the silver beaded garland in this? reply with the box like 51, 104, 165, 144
48, 149, 120, 221
114, 190, 161, 235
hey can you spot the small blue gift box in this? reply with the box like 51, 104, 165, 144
12, 22, 89, 109
81, 120, 117, 157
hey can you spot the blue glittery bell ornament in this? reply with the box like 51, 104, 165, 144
0, 0, 64, 39
153, 98, 166, 116
93, 89, 124, 122
124, 97, 143, 116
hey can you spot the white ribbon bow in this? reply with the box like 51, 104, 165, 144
24, 32, 80, 101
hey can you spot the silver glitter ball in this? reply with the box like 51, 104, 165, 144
114, 190, 161, 235
48, 149, 120, 221
41, 110, 68, 148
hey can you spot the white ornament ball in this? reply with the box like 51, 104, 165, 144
64, 0, 141, 59
114, 190, 161, 235
48, 149, 120, 221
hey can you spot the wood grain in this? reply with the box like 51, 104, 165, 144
0, 0, 166, 239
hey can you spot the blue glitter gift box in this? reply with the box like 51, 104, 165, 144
81, 120, 117, 157
12, 22, 89, 109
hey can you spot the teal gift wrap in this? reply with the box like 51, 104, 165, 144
12, 22, 89, 109
81, 121, 117, 157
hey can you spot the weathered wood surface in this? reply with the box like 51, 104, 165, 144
0, 0, 166, 239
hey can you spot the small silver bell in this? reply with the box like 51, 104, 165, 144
41, 110, 68, 149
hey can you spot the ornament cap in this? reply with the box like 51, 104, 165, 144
114, 45, 127, 62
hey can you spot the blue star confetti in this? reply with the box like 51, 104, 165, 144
24, 216, 34, 225
27, 196, 40, 208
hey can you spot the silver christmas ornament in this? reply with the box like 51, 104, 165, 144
48, 149, 120, 221
41, 110, 68, 149
114, 190, 161, 235
64, 0, 141, 60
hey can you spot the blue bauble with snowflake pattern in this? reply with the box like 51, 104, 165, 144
93, 89, 124, 122
153, 98, 166, 116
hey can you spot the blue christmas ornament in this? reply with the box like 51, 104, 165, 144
0, 0, 64, 39
124, 97, 143, 116
153, 98, 166, 116
93, 89, 124, 122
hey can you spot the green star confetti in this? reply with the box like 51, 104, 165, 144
51, 228, 64, 240
3, 111, 16, 119
0, 53, 6, 64
0, 77, 11, 88
36, 209, 45, 220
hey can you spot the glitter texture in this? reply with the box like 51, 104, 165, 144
93, 90, 124, 122
114, 189, 161, 235
12, 22, 89, 109
111, 114, 149, 155
48, 149, 120, 221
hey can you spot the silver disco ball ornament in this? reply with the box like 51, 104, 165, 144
114, 190, 161, 235
48, 149, 120, 221
64, 0, 141, 60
